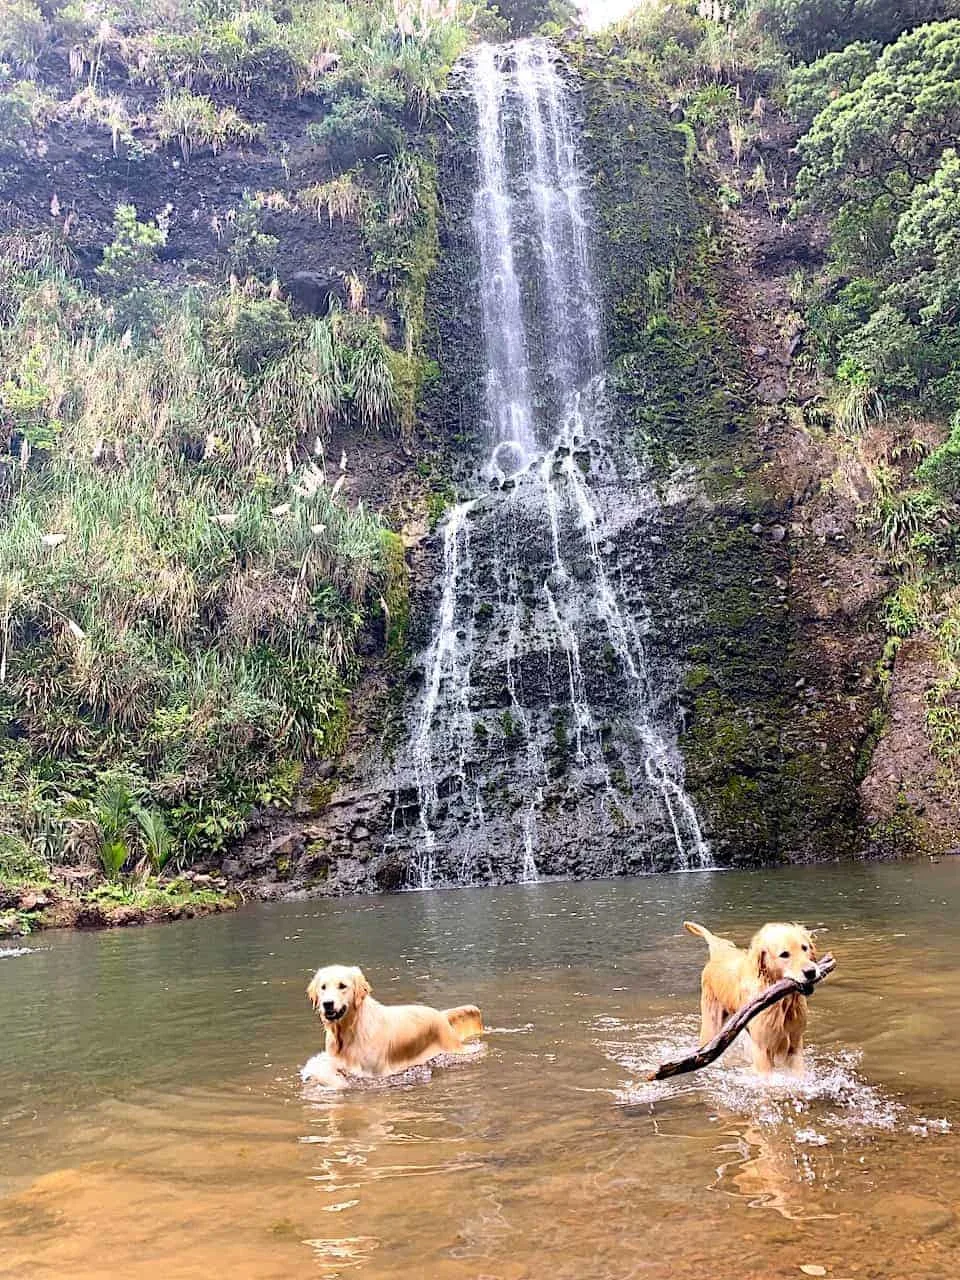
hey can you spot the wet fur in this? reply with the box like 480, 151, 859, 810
683, 920, 818, 1076
303, 964, 482, 1089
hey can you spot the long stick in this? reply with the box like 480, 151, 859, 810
644, 953, 837, 1082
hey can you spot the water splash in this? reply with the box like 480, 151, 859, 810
596, 1011, 930, 1136
389, 39, 709, 883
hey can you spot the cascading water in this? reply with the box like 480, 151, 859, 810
388, 39, 711, 888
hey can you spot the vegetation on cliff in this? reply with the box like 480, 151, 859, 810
0, 0, 507, 912
2, 0, 959, 912
598, 0, 960, 851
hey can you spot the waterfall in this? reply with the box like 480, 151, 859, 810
387, 39, 711, 887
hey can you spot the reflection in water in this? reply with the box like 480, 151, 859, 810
1, 863, 960, 1278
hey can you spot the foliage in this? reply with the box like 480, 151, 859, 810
796, 23, 960, 235
61, 87, 134, 152
135, 806, 175, 873
785, 40, 879, 127
0, 0, 47, 77
890, 147, 960, 325
795, 22, 960, 409
495, 0, 577, 36
750, 0, 960, 60
219, 192, 278, 278
307, 94, 403, 166
0, 261, 404, 871
0, 80, 56, 151
153, 89, 264, 160
301, 172, 369, 225
919, 411, 960, 496
97, 203, 167, 291
90, 777, 135, 880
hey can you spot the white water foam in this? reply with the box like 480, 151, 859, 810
388, 39, 711, 879
301, 1042, 487, 1093
595, 1012, 950, 1138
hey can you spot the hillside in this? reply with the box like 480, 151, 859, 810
2, 0, 960, 928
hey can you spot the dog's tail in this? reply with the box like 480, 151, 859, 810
683, 920, 732, 958
444, 1004, 483, 1041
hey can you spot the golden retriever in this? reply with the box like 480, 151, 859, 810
683, 920, 818, 1075
301, 964, 483, 1089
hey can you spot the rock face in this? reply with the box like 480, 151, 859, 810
234, 42, 712, 893
235, 37, 960, 900
231, 42, 892, 897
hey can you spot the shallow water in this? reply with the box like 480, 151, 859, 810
1, 861, 959, 1279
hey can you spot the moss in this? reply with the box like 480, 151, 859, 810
683, 664, 712, 692
499, 709, 523, 742
308, 780, 336, 813
569, 35, 864, 866
379, 528, 410, 658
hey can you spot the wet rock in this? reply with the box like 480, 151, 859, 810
284, 270, 345, 317
19, 891, 49, 911
757, 378, 788, 405
373, 855, 406, 892
870, 1193, 954, 1237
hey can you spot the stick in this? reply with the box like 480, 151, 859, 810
643, 953, 836, 1082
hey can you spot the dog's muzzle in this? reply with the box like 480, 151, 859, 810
322, 1003, 346, 1021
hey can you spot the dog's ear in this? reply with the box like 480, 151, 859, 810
352, 968, 371, 1002
753, 943, 774, 985
306, 972, 322, 1010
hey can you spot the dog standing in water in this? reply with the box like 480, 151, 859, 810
301, 964, 483, 1089
683, 920, 819, 1076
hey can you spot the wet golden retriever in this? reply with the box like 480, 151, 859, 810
301, 964, 483, 1089
684, 920, 818, 1076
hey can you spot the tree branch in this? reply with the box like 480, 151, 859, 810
643, 953, 837, 1082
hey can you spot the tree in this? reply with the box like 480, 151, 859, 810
786, 41, 880, 128
752, 0, 960, 60
891, 147, 960, 322
796, 21, 960, 244
494, 0, 578, 36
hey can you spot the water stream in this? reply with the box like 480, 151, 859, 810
2, 862, 958, 1278
388, 41, 708, 888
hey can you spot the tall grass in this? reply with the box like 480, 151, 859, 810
0, 263, 403, 865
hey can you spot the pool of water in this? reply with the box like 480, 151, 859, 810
1, 861, 959, 1278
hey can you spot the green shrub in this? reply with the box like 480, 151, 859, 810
0, 80, 55, 152
0, 0, 48, 76
154, 90, 264, 161
919, 413, 960, 497
751, 0, 959, 60
307, 95, 402, 167
221, 192, 278, 278
97, 203, 166, 292
135, 806, 175, 873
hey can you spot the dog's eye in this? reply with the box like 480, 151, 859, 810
802, 944, 809, 952
779, 950, 790, 959
338, 982, 347, 990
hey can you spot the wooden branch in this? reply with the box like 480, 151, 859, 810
643, 953, 837, 1082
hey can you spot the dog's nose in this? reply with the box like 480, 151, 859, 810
322, 1000, 337, 1015
802, 966, 817, 982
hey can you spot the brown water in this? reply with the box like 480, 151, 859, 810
1, 862, 959, 1280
